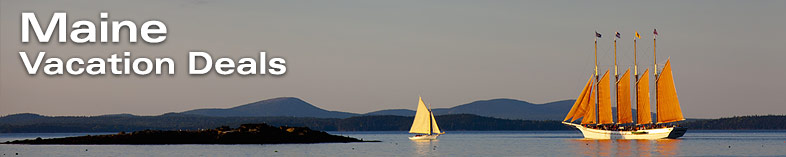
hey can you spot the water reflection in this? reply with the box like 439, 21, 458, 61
655, 139, 681, 156
615, 140, 632, 156
412, 140, 438, 156
597, 140, 612, 156
635, 140, 653, 157
569, 139, 681, 156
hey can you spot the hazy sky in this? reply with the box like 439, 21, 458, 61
1, 0, 784, 118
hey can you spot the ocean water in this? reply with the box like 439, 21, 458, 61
1, 130, 785, 156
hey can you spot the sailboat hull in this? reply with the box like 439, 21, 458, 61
409, 134, 439, 140
562, 122, 686, 139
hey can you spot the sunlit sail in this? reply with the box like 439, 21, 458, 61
564, 77, 593, 122
409, 97, 444, 140
561, 30, 687, 139
582, 86, 597, 125
636, 69, 652, 125
598, 70, 613, 124
572, 85, 594, 122
656, 59, 685, 123
617, 69, 633, 124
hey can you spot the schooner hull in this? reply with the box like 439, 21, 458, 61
562, 122, 686, 139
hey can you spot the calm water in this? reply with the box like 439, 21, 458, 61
1, 130, 785, 156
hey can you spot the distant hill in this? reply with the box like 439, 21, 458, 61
6, 97, 657, 121
179, 97, 585, 120
361, 99, 574, 120
682, 115, 786, 130
363, 109, 415, 116
97, 113, 137, 117
181, 97, 359, 118
0, 113, 47, 124
366, 99, 657, 121
364, 99, 584, 120
436, 99, 574, 120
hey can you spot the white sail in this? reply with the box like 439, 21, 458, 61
409, 97, 433, 134
430, 108, 441, 134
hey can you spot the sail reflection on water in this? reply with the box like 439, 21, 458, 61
597, 140, 613, 156
412, 139, 438, 156
615, 139, 632, 156
635, 140, 652, 157
655, 139, 681, 156
569, 139, 681, 156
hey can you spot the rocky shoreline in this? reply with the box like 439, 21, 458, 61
3, 123, 376, 144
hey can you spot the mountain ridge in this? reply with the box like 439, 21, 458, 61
178, 97, 582, 120
4, 97, 653, 121
181, 97, 358, 118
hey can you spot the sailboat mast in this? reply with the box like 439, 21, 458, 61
595, 38, 599, 79
613, 33, 618, 125
594, 34, 600, 125
634, 38, 638, 79
653, 30, 658, 123
654, 35, 657, 78
428, 104, 433, 135
614, 35, 618, 80
633, 36, 639, 125
612, 32, 622, 123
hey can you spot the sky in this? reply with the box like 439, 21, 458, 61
1, 0, 784, 119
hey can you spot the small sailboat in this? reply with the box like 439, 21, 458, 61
409, 97, 444, 140
562, 30, 687, 139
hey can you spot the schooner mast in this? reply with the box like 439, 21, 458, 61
634, 32, 639, 81
583, 30, 681, 126
653, 29, 685, 124
614, 32, 632, 124
594, 32, 600, 125
593, 31, 617, 125
613, 32, 619, 124
653, 29, 659, 123
614, 32, 618, 80
561, 29, 687, 139
654, 29, 658, 78
634, 31, 652, 125
595, 32, 614, 125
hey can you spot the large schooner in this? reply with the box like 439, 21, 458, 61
562, 30, 687, 139
409, 97, 445, 140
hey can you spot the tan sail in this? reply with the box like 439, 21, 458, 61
572, 83, 593, 122
581, 84, 597, 124
558, 32, 689, 139
657, 59, 685, 123
430, 110, 442, 134
564, 77, 593, 122
409, 97, 433, 134
616, 69, 633, 124
598, 70, 613, 124
636, 69, 652, 124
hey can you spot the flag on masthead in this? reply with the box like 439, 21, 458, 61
595, 32, 602, 38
